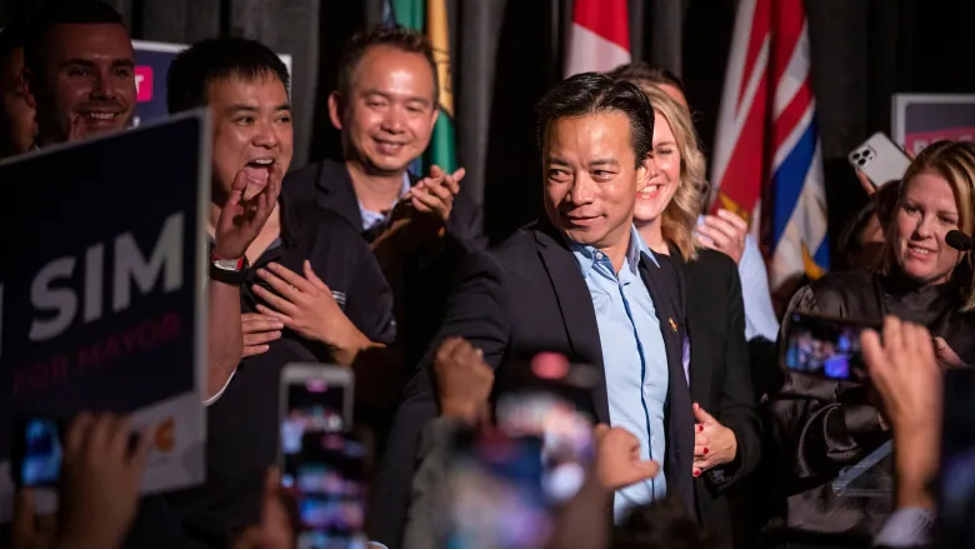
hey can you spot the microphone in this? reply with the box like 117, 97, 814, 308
945, 230, 974, 252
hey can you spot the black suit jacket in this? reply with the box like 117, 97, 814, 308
676, 249, 762, 544
368, 219, 695, 545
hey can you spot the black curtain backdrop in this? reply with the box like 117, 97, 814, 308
2, 0, 973, 258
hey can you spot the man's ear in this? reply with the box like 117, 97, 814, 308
22, 68, 38, 110
327, 91, 344, 131
428, 102, 439, 132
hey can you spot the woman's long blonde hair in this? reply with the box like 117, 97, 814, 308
630, 84, 708, 260
879, 140, 975, 311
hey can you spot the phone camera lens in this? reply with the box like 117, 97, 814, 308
857, 158, 866, 166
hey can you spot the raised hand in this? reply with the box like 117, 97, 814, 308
433, 337, 494, 423
402, 165, 466, 223
862, 317, 942, 437
861, 316, 942, 510
692, 403, 737, 476
59, 413, 151, 548
696, 209, 749, 265
594, 423, 660, 491
234, 467, 295, 549
215, 163, 283, 260
253, 260, 370, 365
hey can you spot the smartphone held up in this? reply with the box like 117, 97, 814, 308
278, 363, 367, 549
781, 313, 878, 382
438, 352, 601, 548
848, 132, 912, 187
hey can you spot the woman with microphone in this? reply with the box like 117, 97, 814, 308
765, 140, 974, 546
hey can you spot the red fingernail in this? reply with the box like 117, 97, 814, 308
693, 469, 701, 477
703, 447, 709, 455
698, 425, 704, 433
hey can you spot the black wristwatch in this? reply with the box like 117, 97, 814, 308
209, 249, 250, 285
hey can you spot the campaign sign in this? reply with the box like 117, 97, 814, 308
133, 40, 293, 128
892, 94, 975, 154
0, 111, 210, 520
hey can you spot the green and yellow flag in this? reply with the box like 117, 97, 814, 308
386, 0, 457, 174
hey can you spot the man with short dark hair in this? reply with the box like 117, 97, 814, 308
0, 23, 35, 158
371, 72, 694, 545
22, 0, 135, 147
17, 0, 277, 407
163, 36, 396, 546
285, 25, 485, 371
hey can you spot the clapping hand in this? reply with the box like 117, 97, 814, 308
401, 165, 466, 223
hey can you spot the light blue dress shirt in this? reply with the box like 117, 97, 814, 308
358, 172, 412, 232
570, 226, 669, 522
695, 215, 779, 342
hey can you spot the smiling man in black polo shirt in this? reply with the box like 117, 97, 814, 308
163, 37, 395, 545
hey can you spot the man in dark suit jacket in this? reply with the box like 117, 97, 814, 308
284, 25, 485, 374
369, 72, 695, 545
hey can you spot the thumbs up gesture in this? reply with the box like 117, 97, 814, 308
692, 403, 738, 476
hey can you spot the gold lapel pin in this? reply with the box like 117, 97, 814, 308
669, 317, 678, 333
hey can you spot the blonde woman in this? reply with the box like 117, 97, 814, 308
767, 140, 974, 545
612, 71, 761, 545
608, 62, 781, 343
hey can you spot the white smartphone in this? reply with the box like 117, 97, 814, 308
848, 132, 912, 187
279, 364, 353, 459
278, 364, 366, 548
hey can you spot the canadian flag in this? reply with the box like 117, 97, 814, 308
564, 0, 631, 77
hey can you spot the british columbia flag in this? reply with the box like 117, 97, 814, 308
710, 0, 829, 291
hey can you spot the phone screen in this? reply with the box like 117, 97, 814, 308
281, 430, 367, 549
495, 390, 595, 503
14, 417, 65, 487
280, 378, 347, 456
443, 432, 553, 549
493, 353, 598, 503
783, 314, 872, 380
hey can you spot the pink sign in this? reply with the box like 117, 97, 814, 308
135, 66, 155, 103
905, 126, 975, 154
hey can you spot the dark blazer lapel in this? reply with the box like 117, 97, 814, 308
533, 224, 609, 423
313, 160, 364, 231
639, 255, 685, 379
639, 253, 695, 514
676, 256, 712, 406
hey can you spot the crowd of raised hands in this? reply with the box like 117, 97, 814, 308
13, 414, 149, 548
8, 312, 946, 549
12, 415, 296, 549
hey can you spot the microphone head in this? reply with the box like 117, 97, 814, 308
945, 230, 974, 252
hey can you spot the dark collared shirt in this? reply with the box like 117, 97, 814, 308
167, 196, 395, 545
